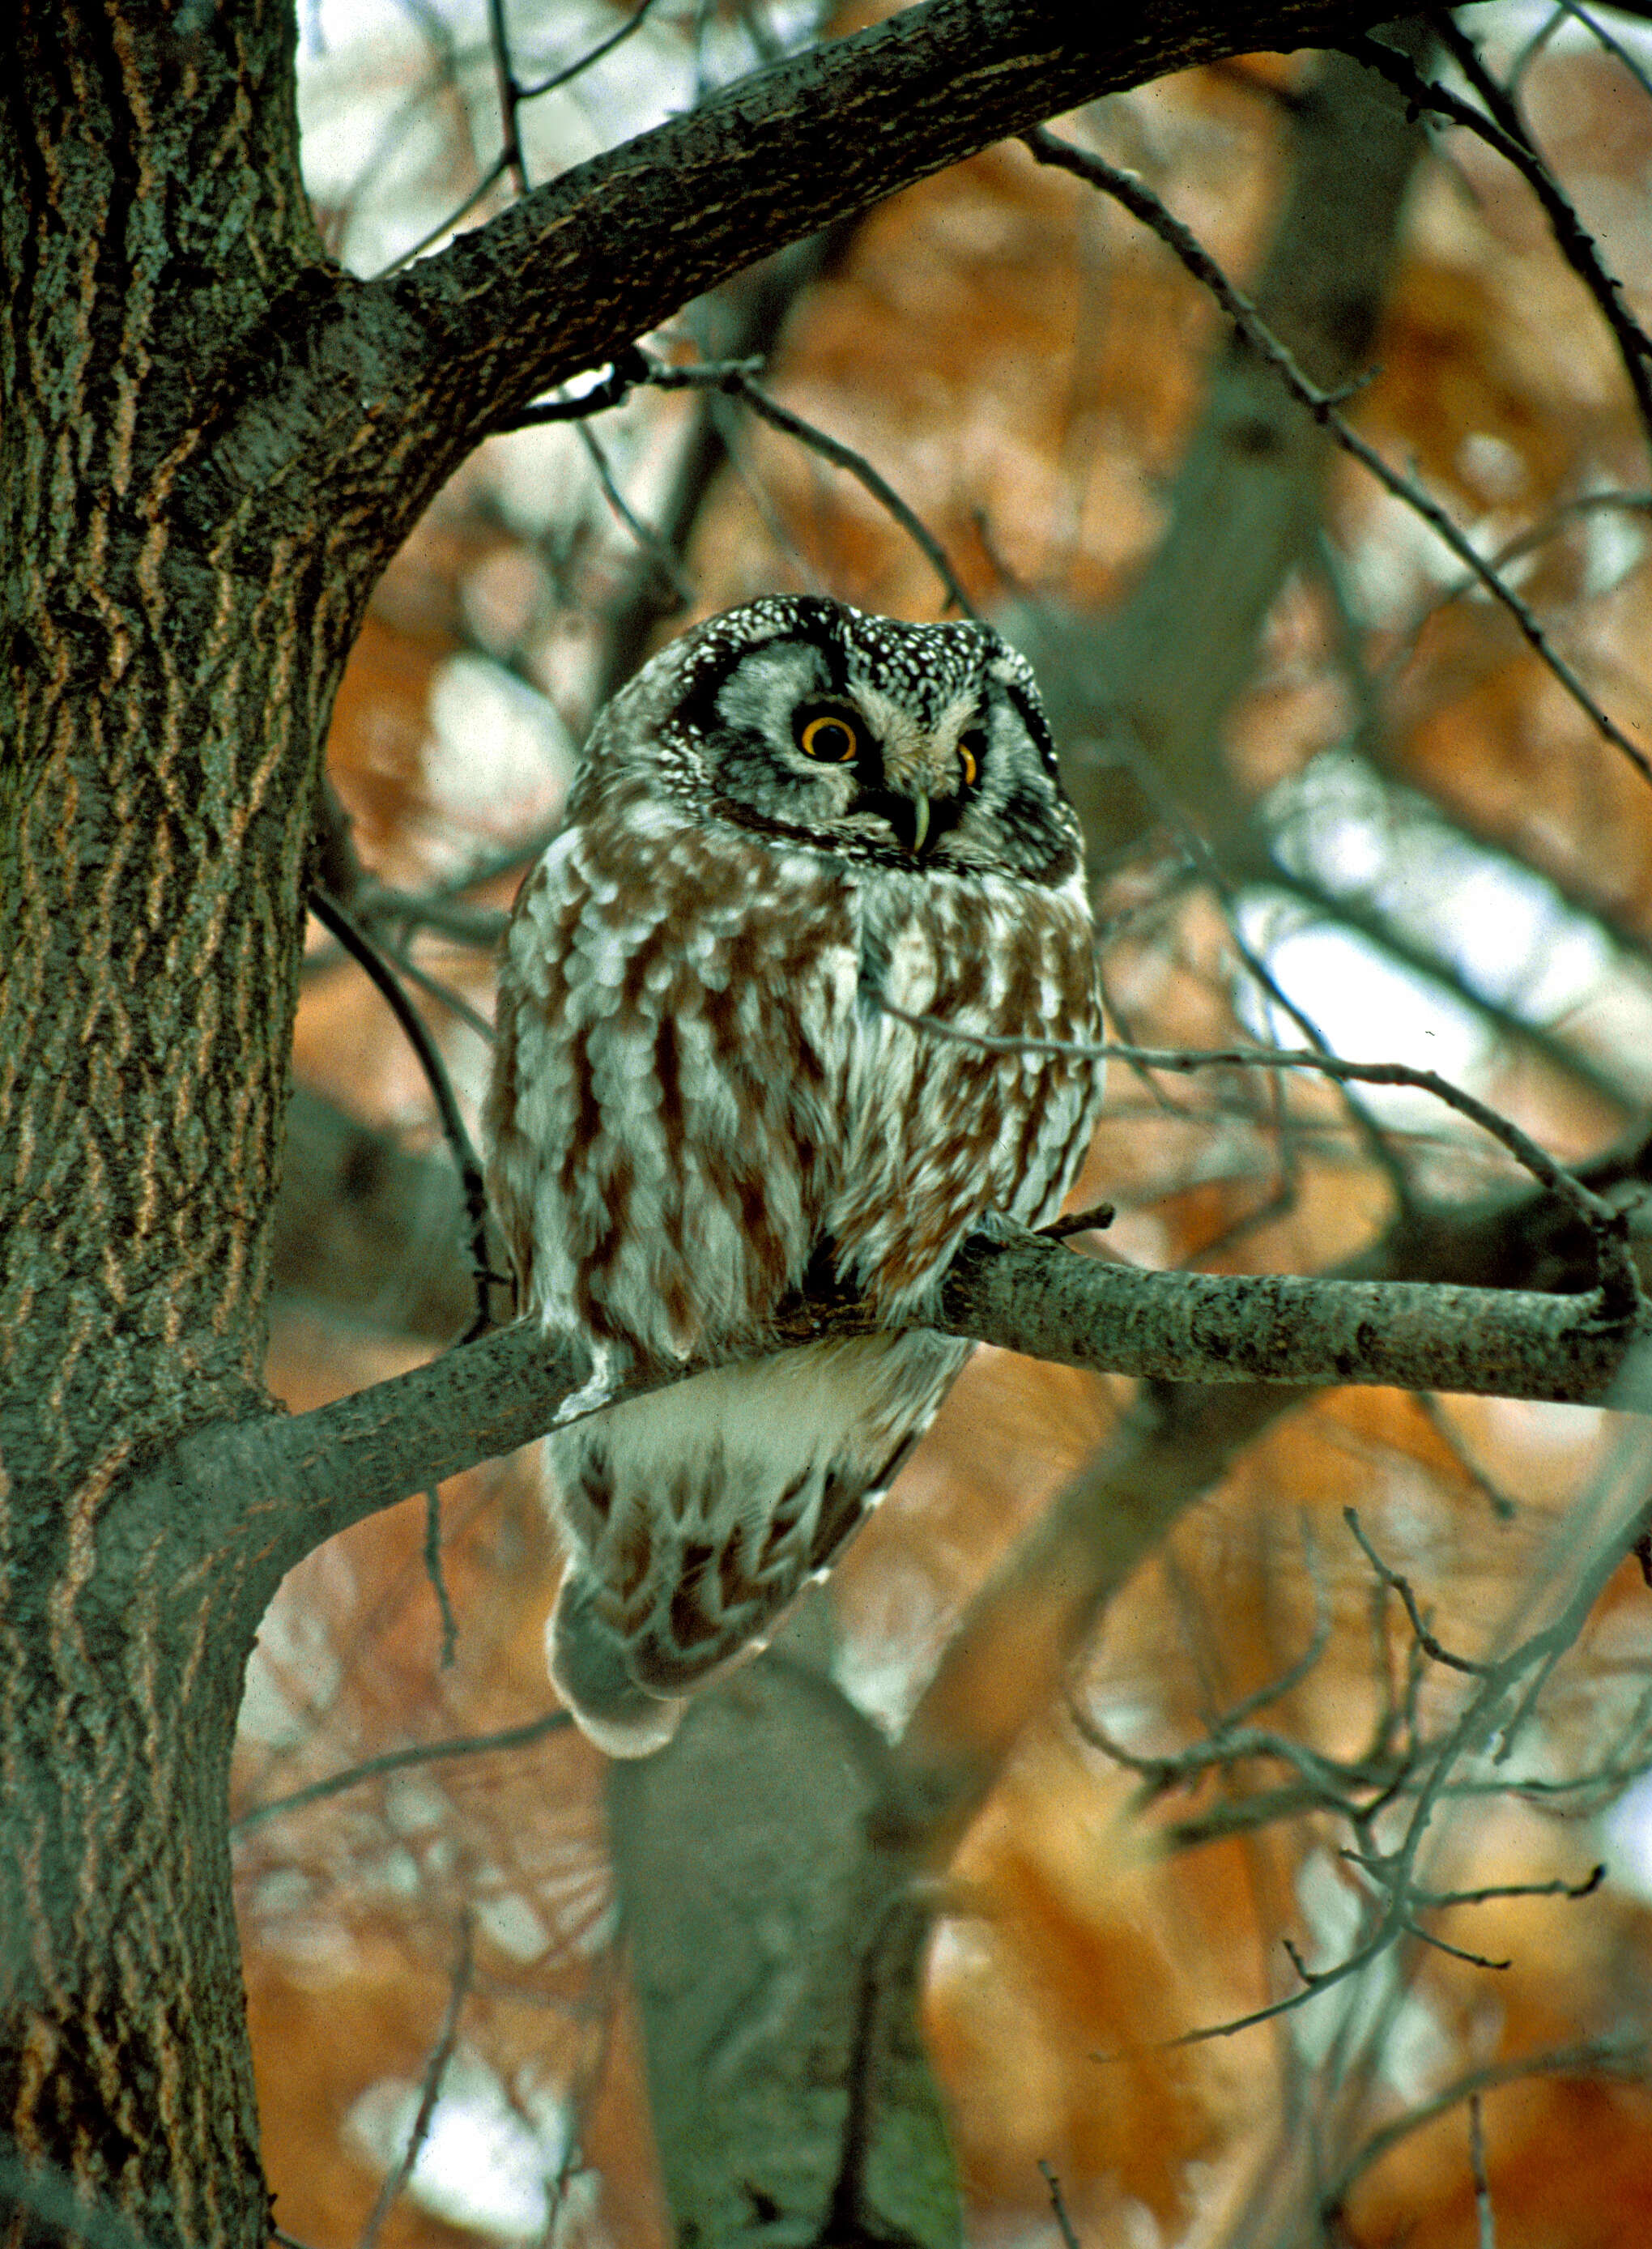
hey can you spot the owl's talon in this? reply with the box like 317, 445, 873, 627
1041, 1200, 1115, 1240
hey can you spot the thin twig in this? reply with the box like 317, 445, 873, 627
1209, 1556, 1334, 1733
1470, 2091, 1497, 2249
487, 0, 528, 195
517, 0, 667, 100
1105, 1462, 1652, 2053
1075, 1547, 1333, 1791
1037, 2162, 1083, 2249
1557, 0, 1652, 107
1413, 1391, 1519, 1522
1127, 748, 1410, 1207
1281, 1934, 1330, 1987
492, 351, 766, 430
359, 881, 509, 948
373, 154, 509, 281
732, 373, 976, 617
1343, 1506, 1494, 1676
1371, 490, 1652, 696
1402, 1920, 1513, 1970
488, 339, 974, 614
875, 998, 1644, 1314
494, 344, 653, 428
424, 1488, 459, 1669
1075, 1710, 1395, 1817
309, 888, 499, 1339
232, 1710, 573, 1835
1508, 2, 1569, 91
1319, 2034, 1644, 2218
1023, 126, 1652, 794
1041, 1200, 1115, 1239
1403, 1863, 1604, 1910
577, 422, 696, 603
377, 938, 496, 1046
1358, 23, 1652, 455
357, 1914, 475, 2249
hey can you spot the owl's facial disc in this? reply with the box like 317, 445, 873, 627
659, 598, 1079, 883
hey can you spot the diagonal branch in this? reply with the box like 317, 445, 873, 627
244, 0, 1403, 556
1024, 124, 1652, 792
1356, 20, 1652, 455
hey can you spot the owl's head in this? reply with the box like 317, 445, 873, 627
579, 596, 1084, 885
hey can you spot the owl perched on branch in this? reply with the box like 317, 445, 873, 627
485, 596, 1101, 1755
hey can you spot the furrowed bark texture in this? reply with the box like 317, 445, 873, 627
0, 8, 329, 2242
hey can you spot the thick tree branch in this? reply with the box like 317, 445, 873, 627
229, 0, 1399, 563
191, 1229, 1652, 1588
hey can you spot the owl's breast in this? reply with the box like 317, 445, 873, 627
488, 817, 862, 1364
826, 865, 1102, 1317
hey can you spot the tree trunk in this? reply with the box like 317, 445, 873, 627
0, 8, 342, 2238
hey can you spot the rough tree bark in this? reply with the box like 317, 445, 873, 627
0, 3, 1603, 2246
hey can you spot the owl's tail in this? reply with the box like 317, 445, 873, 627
547, 1564, 688, 1758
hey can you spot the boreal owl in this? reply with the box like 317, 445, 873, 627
484, 595, 1101, 1755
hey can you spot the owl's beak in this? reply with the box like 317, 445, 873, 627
907, 792, 931, 854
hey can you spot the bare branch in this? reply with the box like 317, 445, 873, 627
1403, 1864, 1605, 1910
232, 1710, 573, 1835
517, 0, 669, 101
1343, 1506, 1495, 1676
1319, 2035, 1646, 2221
191, 1222, 1652, 1595
486, 0, 527, 197
875, 1002, 1645, 1312
730, 374, 976, 617
1356, 21, 1652, 453
1472, 2089, 1499, 2249
357, 1913, 475, 2249
1023, 125, 1652, 793
423, 1485, 458, 1668
308, 890, 499, 1338
1556, 0, 1652, 107
274, 1, 1410, 562
1037, 2162, 1084, 2249
492, 345, 975, 611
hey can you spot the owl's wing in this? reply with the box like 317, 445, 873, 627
825, 874, 1103, 1321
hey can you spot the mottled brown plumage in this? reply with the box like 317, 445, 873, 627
485, 596, 1101, 1753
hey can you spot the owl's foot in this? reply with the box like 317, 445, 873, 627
1040, 1199, 1115, 1240
547, 1566, 686, 1759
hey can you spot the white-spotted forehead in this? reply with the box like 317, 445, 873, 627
711, 640, 828, 739
662, 596, 1046, 756
837, 613, 998, 713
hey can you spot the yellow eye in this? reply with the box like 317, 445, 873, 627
959, 730, 986, 786
799, 713, 859, 762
